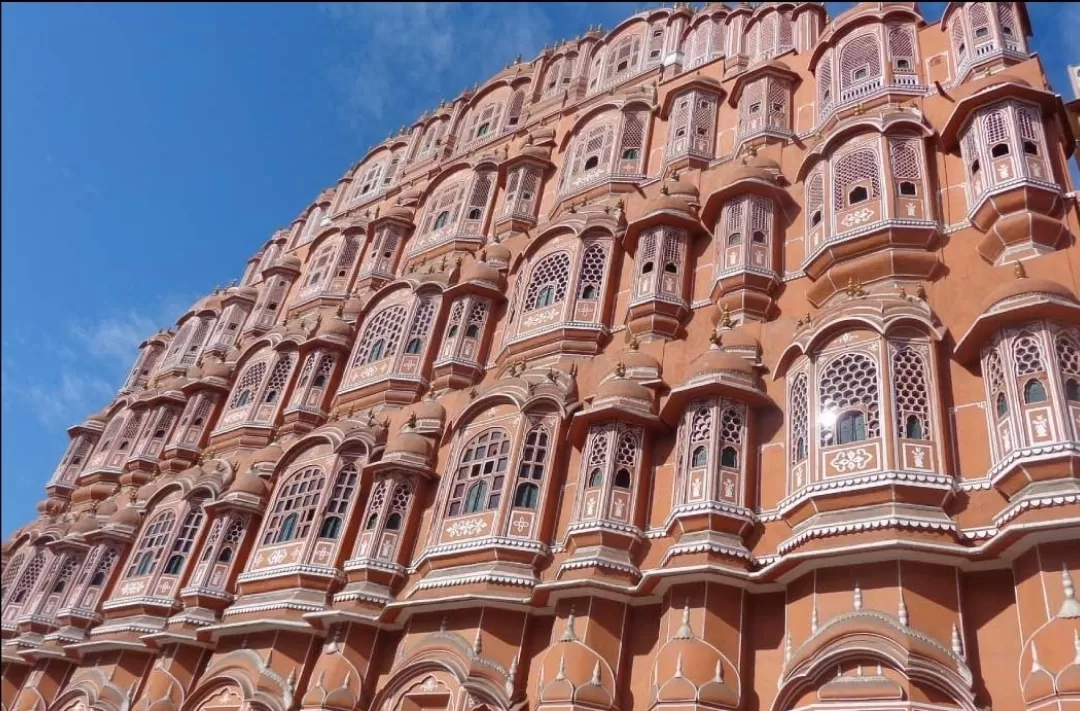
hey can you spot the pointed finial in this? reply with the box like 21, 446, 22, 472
674, 652, 684, 678
591, 660, 601, 685
627, 332, 639, 350
719, 304, 733, 328
784, 633, 792, 663
897, 284, 908, 299
853, 581, 863, 611
1014, 260, 1027, 279
407, 412, 418, 429
660, 184, 669, 195
915, 283, 927, 300
614, 361, 627, 378
675, 599, 693, 639
811, 602, 819, 634
555, 654, 567, 680
1059, 564, 1080, 618
1030, 642, 1043, 671
714, 660, 723, 682
951, 623, 964, 659
1074, 629, 1080, 664
506, 655, 518, 697
898, 592, 909, 627
473, 627, 482, 655
440, 616, 448, 633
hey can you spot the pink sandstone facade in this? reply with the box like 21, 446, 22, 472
3, 2, 1080, 710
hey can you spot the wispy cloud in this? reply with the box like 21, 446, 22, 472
70, 310, 160, 363
319, 2, 643, 141
3, 294, 196, 427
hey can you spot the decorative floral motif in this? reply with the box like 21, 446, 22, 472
830, 448, 874, 473
446, 517, 487, 538
268, 547, 289, 565
840, 207, 874, 227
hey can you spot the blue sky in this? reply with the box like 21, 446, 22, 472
2, 2, 1077, 538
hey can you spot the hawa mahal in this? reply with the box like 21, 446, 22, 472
3, 3, 1080, 710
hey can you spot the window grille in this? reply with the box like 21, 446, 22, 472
892, 346, 932, 440
690, 406, 713, 444
404, 297, 436, 355
116, 412, 144, 454
577, 243, 608, 300
806, 171, 824, 230
2, 552, 26, 596
353, 305, 408, 365
319, 459, 359, 540
616, 428, 638, 470
448, 429, 510, 516
721, 407, 744, 445
818, 50, 834, 113
839, 33, 883, 90
790, 373, 809, 464
983, 109, 1009, 146
364, 479, 389, 530
260, 355, 294, 406
889, 139, 922, 180
126, 512, 176, 578
9, 550, 46, 604
969, 3, 991, 43
888, 24, 917, 70
1013, 332, 1045, 375
262, 467, 325, 545
1056, 334, 1080, 377
819, 352, 881, 445
524, 252, 571, 311
832, 148, 881, 210
164, 498, 206, 575
181, 318, 211, 365
543, 57, 565, 99
90, 547, 119, 587
950, 16, 967, 60
466, 300, 489, 339
777, 11, 793, 52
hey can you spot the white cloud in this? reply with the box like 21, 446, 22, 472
318, 2, 656, 144
5, 368, 114, 428
69, 310, 160, 363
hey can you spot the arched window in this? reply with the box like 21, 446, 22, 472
790, 372, 809, 464
838, 33, 882, 89
588, 468, 603, 487
448, 429, 511, 516
584, 156, 600, 170
229, 362, 267, 411
728, 232, 742, 245
385, 511, 402, 530
354, 305, 408, 366
523, 253, 571, 312
720, 446, 739, 468
904, 414, 924, 439
691, 446, 708, 468
848, 186, 869, 204
405, 338, 423, 354
365, 513, 379, 530
899, 181, 917, 196
837, 411, 868, 444
162, 497, 206, 577
991, 143, 1010, 158
820, 352, 880, 445
614, 468, 632, 489
996, 392, 1009, 417
463, 482, 488, 513
434, 211, 451, 229
832, 149, 881, 211
514, 483, 539, 509
8, 550, 46, 605
319, 459, 359, 540
126, 511, 177, 578
1068, 380, 1080, 401
752, 230, 766, 244
260, 355, 293, 405
1024, 379, 1048, 404
263, 467, 325, 545
578, 243, 608, 301
89, 548, 118, 588
892, 345, 932, 441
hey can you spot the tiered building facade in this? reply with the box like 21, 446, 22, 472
3, 2, 1080, 710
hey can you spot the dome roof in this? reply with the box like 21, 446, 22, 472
484, 240, 511, 266
228, 285, 258, 301
69, 514, 100, 535
251, 443, 284, 465
228, 472, 268, 497
342, 294, 366, 318
201, 357, 232, 379
136, 481, 158, 504
384, 431, 433, 459
96, 499, 118, 517
688, 346, 755, 380
596, 377, 653, 405
86, 407, 111, 425
412, 397, 446, 423
109, 505, 141, 528
715, 326, 761, 353
982, 275, 1076, 312
277, 254, 302, 270
384, 205, 415, 222
322, 314, 352, 337
461, 256, 502, 285
520, 144, 552, 160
